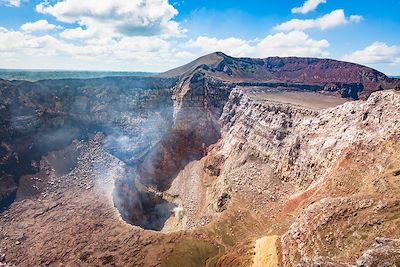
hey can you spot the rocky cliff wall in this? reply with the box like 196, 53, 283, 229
215, 89, 400, 191
137, 53, 400, 195
200, 89, 400, 266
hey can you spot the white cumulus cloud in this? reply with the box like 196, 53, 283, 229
1, 0, 20, 7
275, 9, 363, 32
59, 27, 95, 40
343, 42, 400, 65
349, 15, 363, 23
35, 0, 183, 39
20, 20, 62, 32
0, 0, 191, 71
185, 36, 253, 57
291, 0, 326, 14
0, 27, 191, 71
184, 31, 329, 58
254, 31, 329, 58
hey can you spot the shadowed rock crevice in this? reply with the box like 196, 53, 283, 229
111, 71, 231, 230
113, 173, 176, 231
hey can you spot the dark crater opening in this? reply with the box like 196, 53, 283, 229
113, 171, 176, 231
0, 76, 177, 218
131, 191, 175, 231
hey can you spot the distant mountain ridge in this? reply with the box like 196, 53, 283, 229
0, 69, 155, 82
160, 52, 400, 100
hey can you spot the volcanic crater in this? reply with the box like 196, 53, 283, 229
1, 52, 400, 266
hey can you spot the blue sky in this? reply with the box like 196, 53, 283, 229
0, 0, 399, 74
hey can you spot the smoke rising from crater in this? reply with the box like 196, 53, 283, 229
0, 77, 177, 219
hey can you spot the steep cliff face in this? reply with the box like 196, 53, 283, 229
161, 54, 399, 197
135, 71, 234, 191
138, 53, 400, 238
165, 53, 400, 151
201, 89, 400, 266
172, 72, 234, 149
217, 89, 400, 189
279, 134, 400, 266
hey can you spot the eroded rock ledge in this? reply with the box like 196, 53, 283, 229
218, 89, 400, 189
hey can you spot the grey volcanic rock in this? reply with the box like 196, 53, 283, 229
292, 238, 400, 267
0, 174, 17, 211
218, 89, 400, 189
356, 238, 400, 267
172, 72, 234, 148
0, 76, 176, 207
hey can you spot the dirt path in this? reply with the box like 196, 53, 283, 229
252, 235, 280, 267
